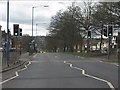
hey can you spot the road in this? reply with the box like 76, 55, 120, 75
2, 53, 118, 89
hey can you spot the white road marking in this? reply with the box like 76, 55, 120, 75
55, 56, 58, 58
99, 60, 119, 67
15, 72, 19, 76
0, 61, 31, 85
114, 64, 119, 67
0, 75, 18, 85
31, 61, 42, 63
19, 59, 29, 61
64, 61, 115, 90
33, 54, 38, 58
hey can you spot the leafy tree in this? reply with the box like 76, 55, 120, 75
92, 2, 120, 51
47, 5, 83, 52
46, 1, 120, 53
21, 34, 32, 52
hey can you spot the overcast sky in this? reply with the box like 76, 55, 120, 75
0, 0, 119, 36
0, 0, 80, 36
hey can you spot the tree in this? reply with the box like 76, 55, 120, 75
47, 5, 83, 52
78, 1, 96, 52
92, 2, 120, 52
46, 1, 120, 53
21, 34, 32, 52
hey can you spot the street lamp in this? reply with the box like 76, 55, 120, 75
31, 5, 49, 38
36, 23, 47, 36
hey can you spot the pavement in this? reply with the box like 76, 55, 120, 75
1, 52, 32, 82
1, 53, 119, 89
1, 52, 30, 73
73, 54, 119, 66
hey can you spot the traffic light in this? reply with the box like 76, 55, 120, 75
19, 28, 22, 36
13, 24, 19, 36
88, 31, 91, 38
108, 25, 113, 37
103, 27, 107, 37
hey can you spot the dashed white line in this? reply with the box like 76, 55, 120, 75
0, 61, 32, 85
64, 61, 115, 90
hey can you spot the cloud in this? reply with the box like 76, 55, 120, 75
0, 1, 73, 36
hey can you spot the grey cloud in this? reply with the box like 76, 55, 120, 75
2, 7, 51, 27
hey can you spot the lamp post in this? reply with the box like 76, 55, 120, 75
35, 23, 47, 36
32, 5, 49, 38
36, 23, 38, 36
32, 7, 34, 38
31, 5, 49, 53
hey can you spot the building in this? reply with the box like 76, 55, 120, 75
1, 29, 15, 49
34, 36, 46, 52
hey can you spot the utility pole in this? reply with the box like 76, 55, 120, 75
6, 0, 9, 67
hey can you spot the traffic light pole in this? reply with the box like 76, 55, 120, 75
19, 29, 21, 55
100, 26, 103, 52
6, 0, 9, 67
118, 32, 120, 63
107, 37, 110, 60
15, 36, 17, 61
20, 37, 21, 55
108, 35, 113, 60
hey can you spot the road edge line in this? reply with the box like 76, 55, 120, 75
33, 54, 38, 58
0, 61, 31, 85
64, 61, 115, 90
99, 60, 119, 67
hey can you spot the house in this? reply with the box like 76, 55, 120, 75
1, 29, 15, 49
